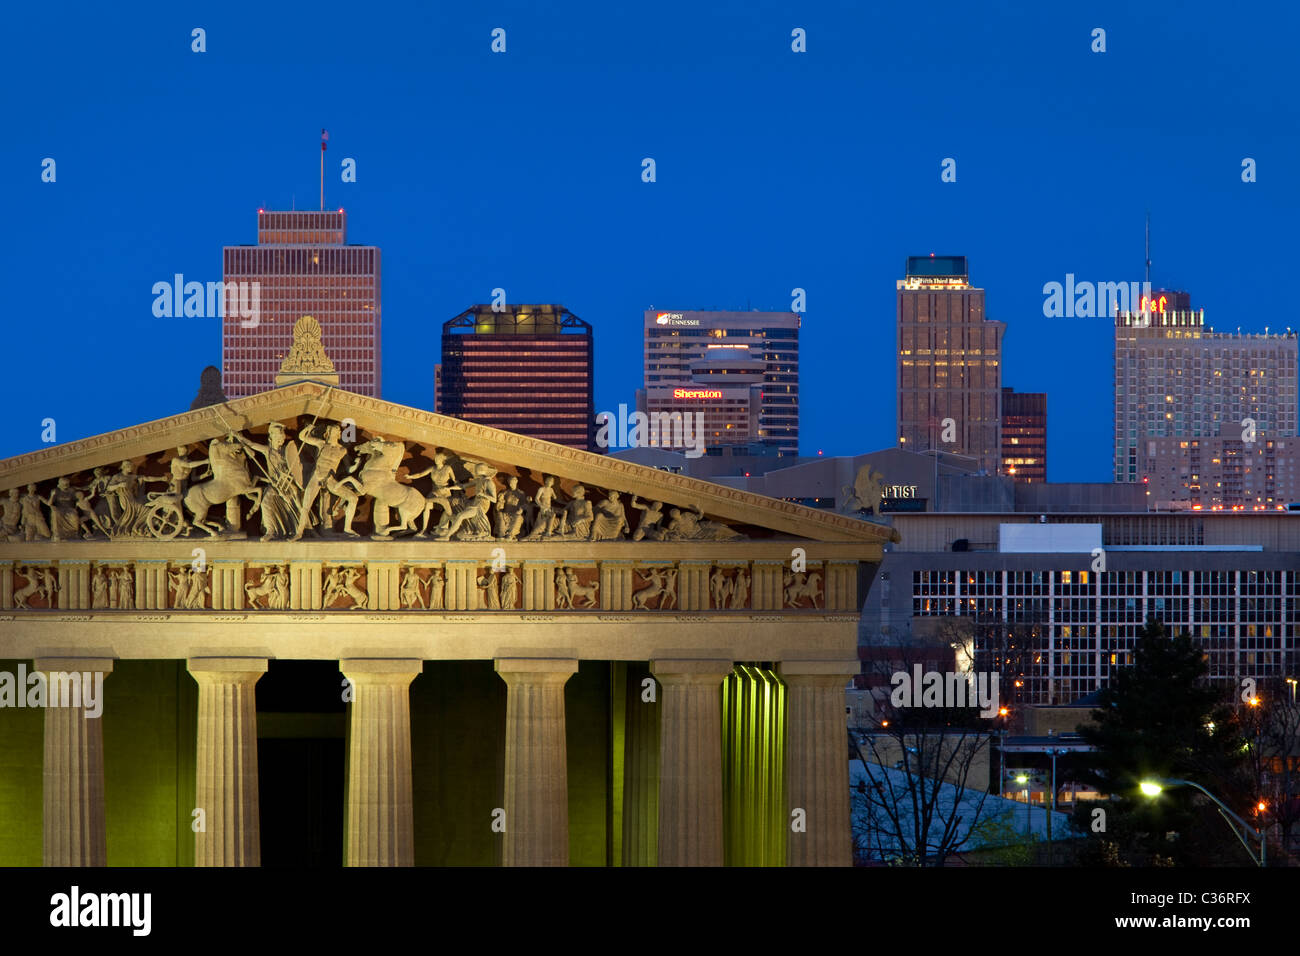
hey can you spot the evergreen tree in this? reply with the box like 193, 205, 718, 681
1076, 617, 1248, 865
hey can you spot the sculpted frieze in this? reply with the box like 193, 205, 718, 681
1, 418, 755, 545
1, 555, 837, 614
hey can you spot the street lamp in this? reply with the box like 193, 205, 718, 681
1287, 678, 1297, 703
1139, 777, 1266, 866
1015, 773, 1031, 838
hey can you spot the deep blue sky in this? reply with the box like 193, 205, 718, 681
5, 1, 1296, 481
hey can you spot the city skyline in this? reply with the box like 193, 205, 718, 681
7, 1, 1295, 481
3, 0, 1298, 888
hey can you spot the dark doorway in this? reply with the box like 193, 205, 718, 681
257, 661, 347, 867
258, 737, 344, 866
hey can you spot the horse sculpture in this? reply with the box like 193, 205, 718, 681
784, 571, 823, 609
337, 437, 425, 537
631, 567, 677, 610
185, 435, 262, 536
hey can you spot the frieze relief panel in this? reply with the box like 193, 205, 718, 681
0, 556, 850, 613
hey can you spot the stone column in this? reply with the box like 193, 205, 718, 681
188, 657, 267, 867
495, 658, 578, 866
779, 661, 856, 867
37, 657, 113, 867
651, 658, 731, 866
342, 658, 421, 866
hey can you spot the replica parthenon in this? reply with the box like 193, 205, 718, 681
0, 319, 894, 866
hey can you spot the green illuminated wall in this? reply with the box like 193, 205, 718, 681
411, 661, 506, 865
0, 659, 197, 866
0, 660, 43, 865
722, 665, 786, 866
565, 660, 612, 865
103, 660, 197, 866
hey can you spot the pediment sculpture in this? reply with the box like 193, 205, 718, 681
0, 418, 752, 545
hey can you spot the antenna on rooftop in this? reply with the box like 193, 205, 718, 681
1144, 208, 1154, 286
320, 129, 329, 211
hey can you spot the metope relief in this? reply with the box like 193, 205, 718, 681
14, 564, 58, 610
555, 566, 599, 609
244, 564, 289, 610
322, 565, 369, 610
631, 566, 678, 610
2, 557, 841, 613
783, 569, 823, 609
168, 564, 210, 610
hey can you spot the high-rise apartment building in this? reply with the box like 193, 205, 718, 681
1114, 293, 1299, 507
1000, 387, 1047, 483
897, 256, 1005, 474
222, 209, 381, 398
438, 304, 595, 451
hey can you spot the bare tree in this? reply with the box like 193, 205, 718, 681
850, 639, 995, 866
1240, 676, 1300, 865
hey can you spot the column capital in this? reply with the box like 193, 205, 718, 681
34, 657, 115, 675
341, 658, 422, 686
651, 659, 733, 684
187, 657, 268, 680
495, 658, 579, 680
778, 660, 858, 682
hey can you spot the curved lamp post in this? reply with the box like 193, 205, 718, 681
1139, 778, 1266, 867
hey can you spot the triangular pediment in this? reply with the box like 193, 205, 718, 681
0, 383, 897, 547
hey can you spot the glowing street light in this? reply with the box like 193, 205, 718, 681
1016, 774, 1031, 838
1139, 777, 1266, 866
